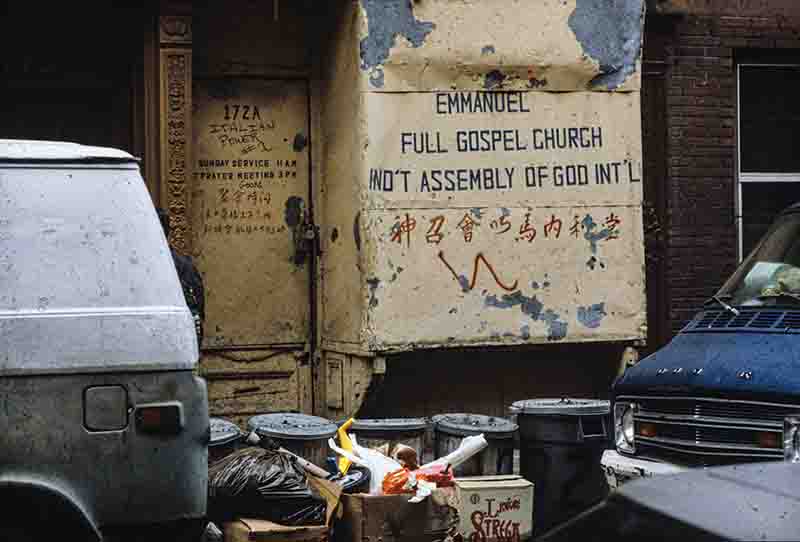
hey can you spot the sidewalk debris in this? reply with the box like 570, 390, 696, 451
329, 428, 488, 502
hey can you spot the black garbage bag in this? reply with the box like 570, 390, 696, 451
207, 447, 326, 526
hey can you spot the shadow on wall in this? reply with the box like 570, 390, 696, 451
357, 342, 625, 419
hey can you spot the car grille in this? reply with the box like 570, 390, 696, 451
684, 309, 800, 332
618, 395, 800, 466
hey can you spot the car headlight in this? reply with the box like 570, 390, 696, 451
614, 402, 638, 454
784, 415, 800, 462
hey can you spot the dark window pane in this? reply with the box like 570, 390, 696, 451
742, 182, 800, 256
740, 65, 800, 173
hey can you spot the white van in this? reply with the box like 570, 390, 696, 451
0, 140, 208, 541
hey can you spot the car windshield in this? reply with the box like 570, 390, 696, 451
718, 211, 800, 307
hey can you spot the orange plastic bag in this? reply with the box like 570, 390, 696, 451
415, 464, 454, 487
382, 467, 414, 495
382, 464, 455, 495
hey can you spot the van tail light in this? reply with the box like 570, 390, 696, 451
135, 401, 184, 435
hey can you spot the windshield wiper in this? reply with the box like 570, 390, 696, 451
706, 294, 740, 316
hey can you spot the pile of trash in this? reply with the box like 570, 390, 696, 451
329, 419, 488, 503
207, 425, 374, 526
207, 445, 327, 526
206, 415, 489, 532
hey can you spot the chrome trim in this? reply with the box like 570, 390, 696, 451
635, 412, 782, 430
618, 395, 800, 412
637, 436, 782, 458
616, 395, 799, 460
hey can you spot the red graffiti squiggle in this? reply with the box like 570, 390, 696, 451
438, 251, 518, 292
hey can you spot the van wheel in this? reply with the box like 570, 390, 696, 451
0, 527, 35, 542
103, 519, 208, 542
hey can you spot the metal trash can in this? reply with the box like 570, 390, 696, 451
432, 413, 517, 477
209, 417, 244, 465
247, 412, 338, 468
350, 417, 429, 459
510, 398, 610, 535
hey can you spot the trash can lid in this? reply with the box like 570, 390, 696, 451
209, 417, 243, 447
509, 398, 610, 416
247, 412, 338, 440
433, 413, 518, 437
351, 417, 429, 432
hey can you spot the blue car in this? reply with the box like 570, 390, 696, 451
602, 202, 800, 486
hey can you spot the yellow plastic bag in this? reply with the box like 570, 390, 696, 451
337, 418, 354, 475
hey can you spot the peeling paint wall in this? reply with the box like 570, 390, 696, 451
356, 0, 643, 92
569, 0, 645, 90
321, 0, 647, 352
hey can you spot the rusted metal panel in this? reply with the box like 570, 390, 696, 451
320, 3, 367, 349
202, 349, 307, 423
320, 0, 646, 351
318, 351, 376, 420
192, 78, 311, 348
326, 353, 346, 409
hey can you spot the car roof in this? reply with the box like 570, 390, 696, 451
539, 461, 800, 541
0, 139, 137, 162
616, 461, 800, 540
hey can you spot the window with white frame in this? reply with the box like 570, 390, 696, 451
738, 63, 800, 260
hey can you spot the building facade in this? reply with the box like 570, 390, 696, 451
4, 1, 793, 422
641, 0, 800, 345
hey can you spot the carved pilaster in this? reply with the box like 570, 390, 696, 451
160, 15, 193, 44
159, 14, 192, 253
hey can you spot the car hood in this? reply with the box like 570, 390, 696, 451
614, 331, 800, 402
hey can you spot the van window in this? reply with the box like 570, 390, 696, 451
719, 212, 800, 306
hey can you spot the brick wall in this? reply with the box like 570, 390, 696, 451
650, 13, 800, 336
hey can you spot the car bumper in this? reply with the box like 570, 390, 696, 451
601, 450, 687, 489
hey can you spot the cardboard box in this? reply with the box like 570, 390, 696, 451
336, 489, 458, 542
224, 476, 342, 542
225, 519, 329, 542
453, 475, 534, 541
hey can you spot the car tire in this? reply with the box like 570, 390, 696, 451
0, 526, 37, 542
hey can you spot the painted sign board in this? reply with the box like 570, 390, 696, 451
362, 90, 644, 347
319, 0, 648, 351
192, 78, 310, 348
